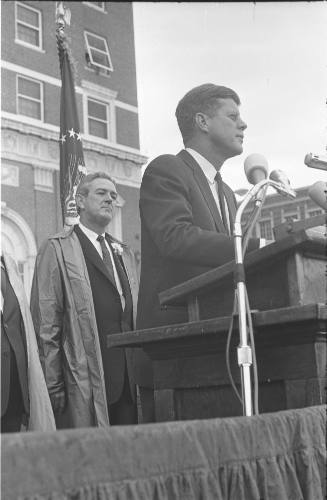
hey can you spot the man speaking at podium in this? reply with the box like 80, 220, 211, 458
136, 83, 261, 422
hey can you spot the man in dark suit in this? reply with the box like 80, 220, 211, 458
31, 172, 139, 428
136, 83, 262, 421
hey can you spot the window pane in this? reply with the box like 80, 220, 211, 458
17, 5, 39, 27
285, 214, 298, 223
87, 34, 106, 51
88, 100, 107, 120
89, 118, 107, 138
259, 220, 272, 240
309, 210, 322, 217
91, 49, 110, 68
18, 97, 41, 119
17, 24, 39, 46
18, 78, 40, 99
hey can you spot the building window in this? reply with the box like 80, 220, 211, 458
308, 209, 323, 217
84, 31, 113, 72
1, 164, 19, 187
84, 2, 105, 11
283, 213, 298, 223
87, 98, 110, 139
33, 167, 54, 192
15, 2, 42, 49
17, 76, 43, 121
259, 219, 273, 240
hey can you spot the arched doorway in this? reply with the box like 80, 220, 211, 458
1, 203, 37, 301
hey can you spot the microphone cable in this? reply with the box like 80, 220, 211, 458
245, 286, 259, 415
225, 289, 242, 405
225, 285, 260, 415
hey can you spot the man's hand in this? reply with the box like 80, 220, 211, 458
50, 390, 66, 414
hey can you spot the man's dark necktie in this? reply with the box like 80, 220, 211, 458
215, 171, 229, 233
97, 235, 116, 284
111, 250, 133, 330
97, 235, 133, 329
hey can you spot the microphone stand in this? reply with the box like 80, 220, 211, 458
233, 178, 295, 416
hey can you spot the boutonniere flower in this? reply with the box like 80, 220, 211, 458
111, 242, 124, 256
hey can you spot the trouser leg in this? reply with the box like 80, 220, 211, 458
108, 369, 137, 426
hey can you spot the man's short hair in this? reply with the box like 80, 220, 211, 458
76, 171, 116, 197
175, 83, 241, 145
75, 171, 116, 213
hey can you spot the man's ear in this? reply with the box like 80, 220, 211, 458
194, 112, 209, 133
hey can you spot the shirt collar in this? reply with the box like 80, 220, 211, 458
186, 148, 217, 184
78, 223, 105, 244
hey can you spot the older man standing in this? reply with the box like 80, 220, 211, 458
31, 172, 138, 428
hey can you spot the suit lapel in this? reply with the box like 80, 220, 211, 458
106, 236, 134, 328
74, 226, 117, 289
177, 150, 227, 233
106, 235, 130, 297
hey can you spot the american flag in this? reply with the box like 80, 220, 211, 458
56, 11, 86, 227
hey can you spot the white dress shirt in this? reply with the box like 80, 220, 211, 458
186, 147, 231, 232
78, 223, 125, 308
185, 149, 266, 247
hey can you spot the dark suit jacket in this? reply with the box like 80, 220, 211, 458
136, 150, 260, 385
74, 226, 134, 404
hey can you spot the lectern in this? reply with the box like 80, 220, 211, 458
159, 226, 326, 322
108, 227, 326, 421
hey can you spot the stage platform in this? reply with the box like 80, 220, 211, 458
2, 405, 326, 500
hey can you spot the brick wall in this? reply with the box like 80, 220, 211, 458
119, 183, 141, 268
116, 108, 140, 149
1, 162, 59, 245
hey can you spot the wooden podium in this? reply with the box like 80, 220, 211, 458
108, 227, 326, 421
159, 226, 326, 322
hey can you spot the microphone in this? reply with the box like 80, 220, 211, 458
269, 170, 296, 198
244, 153, 269, 185
308, 181, 327, 210
304, 153, 327, 171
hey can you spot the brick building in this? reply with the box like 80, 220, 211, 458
1, 1, 146, 298
240, 186, 325, 241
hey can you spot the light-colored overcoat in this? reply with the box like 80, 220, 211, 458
2, 253, 56, 431
31, 227, 139, 428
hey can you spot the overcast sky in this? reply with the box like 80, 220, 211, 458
133, 2, 327, 191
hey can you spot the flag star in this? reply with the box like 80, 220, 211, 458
59, 134, 66, 144
76, 132, 82, 141
68, 128, 75, 138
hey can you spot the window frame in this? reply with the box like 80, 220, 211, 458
16, 74, 44, 122
15, 1, 43, 51
87, 96, 111, 140
84, 31, 113, 72
81, 80, 117, 145
258, 218, 273, 240
308, 209, 323, 218
282, 208, 300, 224
83, 2, 106, 12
